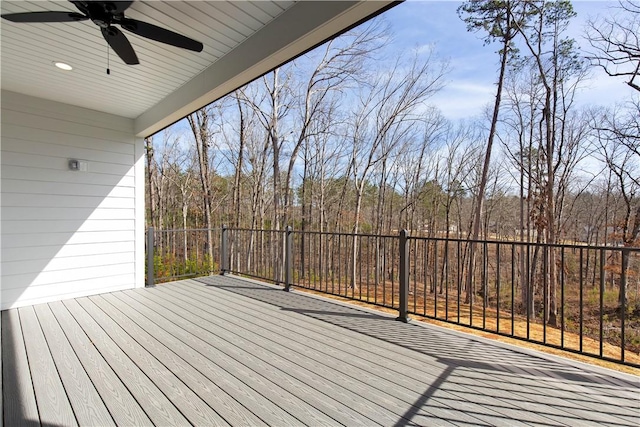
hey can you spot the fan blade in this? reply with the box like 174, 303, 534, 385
118, 18, 203, 52
1, 11, 87, 23
101, 26, 139, 65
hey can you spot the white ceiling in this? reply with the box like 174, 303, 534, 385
1, 1, 395, 137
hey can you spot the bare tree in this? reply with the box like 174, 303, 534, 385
586, 0, 640, 92
187, 107, 216, 272
511, 0, 582, 326
395, 109, 448, 232
592, 103, 640, 306
284, 21, 388, 229
145, 136, 158, 230
232, 94, 248, 229
458, 0, 526, 304
347, 51, 447, 287
161, 141, 195, 261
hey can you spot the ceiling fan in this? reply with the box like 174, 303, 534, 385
1, 1, 203, 65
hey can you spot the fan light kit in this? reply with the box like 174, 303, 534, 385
2, 1, 203, 66
54, 62, 73, 71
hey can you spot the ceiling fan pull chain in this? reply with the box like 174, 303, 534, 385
107, 43, 110, 75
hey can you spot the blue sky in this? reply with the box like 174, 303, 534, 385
163, 0, 632, 151
383, 1, 632, 120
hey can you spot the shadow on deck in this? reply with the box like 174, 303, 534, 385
2, 274, 638, 426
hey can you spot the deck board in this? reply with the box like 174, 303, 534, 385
74, 297, 229, 427
109, 291, 304, 426
2, 310, 39, 426
142, 285, 407, 425
2, 275, 639, 426
195, 275, 640, 426
122, 289, 346, 426
173, 281, 558, 424
47, 300, 153, 427
93, 292, 267, 427
160, 282, 471, 425
32, 304, 115, 426
170, 281, 561, 426
62, 299, 190, 426
18, 306, 78, 426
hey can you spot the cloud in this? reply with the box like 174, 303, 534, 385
384, 0, 632, 121
575, 69, 633, 108
429, 80, 495, 120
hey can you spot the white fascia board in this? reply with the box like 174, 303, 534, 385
134, 0, 395, 137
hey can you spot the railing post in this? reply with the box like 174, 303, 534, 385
146, 227, 155, 287
221, 225, 228, 275
396, 229, 410, 323
284, 226, 293, 292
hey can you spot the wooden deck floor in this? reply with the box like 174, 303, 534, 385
1, 275, 638, 426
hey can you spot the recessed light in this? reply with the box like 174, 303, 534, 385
53, 62, 73, 71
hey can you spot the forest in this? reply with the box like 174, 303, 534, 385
145, 1, 639, 359
146, 0, 638, 246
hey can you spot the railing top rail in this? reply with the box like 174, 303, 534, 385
225, 227, 397, 239
406, 234, 640, 252
148, 227, 639, 252
152, 228, 217, 233
290, 229, 398, 239
226, 227, 283, 233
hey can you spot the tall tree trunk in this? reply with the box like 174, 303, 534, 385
264, 70, 284, 282
234, 96, 246, 229
187, 109, 214, 274
232, 96, 247, 270
621, 205, 640, 306
145, 137, 157, 229
300, 149, 309, 279
466, 18, 511, 304
351, 184, 364, 289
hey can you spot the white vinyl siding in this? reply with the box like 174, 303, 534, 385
1, 90, 144, 310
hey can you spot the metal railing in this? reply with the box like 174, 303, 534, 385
146, 226, 640, 367
402, 236, 639, 367
289, 229, 403, 312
